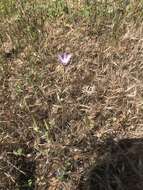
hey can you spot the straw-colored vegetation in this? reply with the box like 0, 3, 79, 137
0, 0, 143, 189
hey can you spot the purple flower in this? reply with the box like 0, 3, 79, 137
58, 53, 72, 65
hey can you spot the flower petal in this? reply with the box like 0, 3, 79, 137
58, 53, 72, 65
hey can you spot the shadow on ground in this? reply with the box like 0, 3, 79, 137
0, 143, 36, 190
78, 138, 143, 190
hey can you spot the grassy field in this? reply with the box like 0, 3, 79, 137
0, 0, 143, 189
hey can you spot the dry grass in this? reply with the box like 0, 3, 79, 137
0, 0, 143, 189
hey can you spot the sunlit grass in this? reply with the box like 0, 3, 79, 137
0, 0, 143, 189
